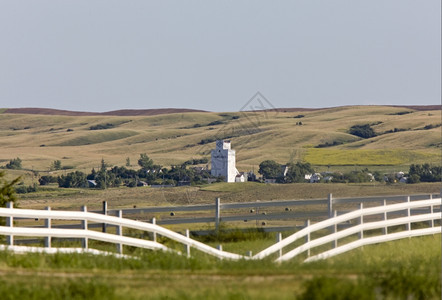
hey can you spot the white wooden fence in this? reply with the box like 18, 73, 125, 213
0, 197, 440, 262
253, 197, 441, 262
0, 203, 243, 260
102, 193, 438, 229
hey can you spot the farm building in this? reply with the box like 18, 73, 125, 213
211, 140, 239, 182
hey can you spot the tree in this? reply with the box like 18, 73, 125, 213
100, 158, 108, 173
258, 160, 282, 179
51, 160, 62, 170
349, 124, 376, 139
286, 162, 315, 183
38, 175, 57, 186
138, 153, 154, 170
5, 157, 22, 170
407, 174, 420, 184
126, 157, 131, 167
408, 163, 441, 183
0, 170, 20, 207
57, 171, 87, 188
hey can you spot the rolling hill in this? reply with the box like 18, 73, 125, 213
0, 106, 440, 176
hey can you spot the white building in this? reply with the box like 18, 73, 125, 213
235, 174, 245, 183
211, 140, 239, 182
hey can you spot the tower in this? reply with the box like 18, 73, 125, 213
211, 140, 238, 182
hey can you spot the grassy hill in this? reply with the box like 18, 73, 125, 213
0, 105, 440, 176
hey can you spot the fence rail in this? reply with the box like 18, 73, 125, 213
253, 198, 441, 261
0, 203, 243, 260
104, 193, 439, 229
9, 193, 440, 232
0, 195, 440, 263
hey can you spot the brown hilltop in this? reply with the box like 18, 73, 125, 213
3, 105, 440, 116
4, 107, 208, 116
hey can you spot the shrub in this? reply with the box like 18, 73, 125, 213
89, 123, 115, 130
388, 111, 413, 115
15, 184, 38, 194
38, 175, 58, 185
198, 138, 216, 145
5, 158, 22, 170
207, 120, 224, 126
349, 124, 376, 139
51, 160, 62, 170
315, 140, 344, 148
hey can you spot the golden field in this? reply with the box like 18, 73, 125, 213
0, 105, 439, 176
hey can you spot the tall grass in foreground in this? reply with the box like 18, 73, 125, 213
0, 235, 440, 299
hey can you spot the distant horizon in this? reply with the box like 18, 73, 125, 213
2, 104, 440, 116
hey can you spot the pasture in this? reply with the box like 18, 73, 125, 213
1, 184, 440, 299
14, 181, 442, 211
0, 234, 440, 299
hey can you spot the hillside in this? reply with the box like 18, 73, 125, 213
3, 107, 207, 116
0, 106, 440, 177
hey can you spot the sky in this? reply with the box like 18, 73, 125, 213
0, 1, 440, 112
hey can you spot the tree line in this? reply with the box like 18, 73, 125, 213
40, 154, 214, 189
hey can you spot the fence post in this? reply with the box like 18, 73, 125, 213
327, 193, 333, 218
81, 206, 88, 249
6, 202, 13, 246
430, 204, 434, 228
215, 197, 220, 232
116, 210, 123, 254
102, 201, 107, 233
406, 196, 411, 231
44, 206, 51, 248
185, 229, 190, 257
276, 232, 282, 258
382, 199, 388, 235
152, 217, 157, 242
358, 203, 363, 240
333, 210, 338, 248
305, 219, 310, 257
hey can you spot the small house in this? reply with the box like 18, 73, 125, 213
235, 174, 245, 183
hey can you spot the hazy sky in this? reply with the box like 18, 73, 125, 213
0, 1, 440, 112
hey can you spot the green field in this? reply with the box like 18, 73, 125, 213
0, 235, 440, 299
304, 148, 438, 166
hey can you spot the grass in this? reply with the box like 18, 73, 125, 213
304, 148, 439, 165
53, 130, 139, 146
0, 235, 439, 299
13, 182, 441, 212
199, 181, 263, 192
